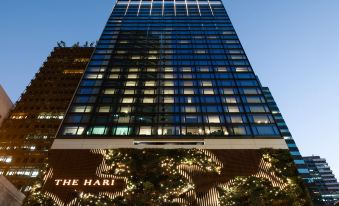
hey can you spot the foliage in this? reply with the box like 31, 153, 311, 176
100, 149, 221, 205
218, 176, 306, 206
218, 150, 311, 206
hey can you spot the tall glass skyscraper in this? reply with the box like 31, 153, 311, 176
32, 0, 311, 205
56, 0, 284, 148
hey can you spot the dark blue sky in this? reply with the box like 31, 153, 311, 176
1, 0, 339, 177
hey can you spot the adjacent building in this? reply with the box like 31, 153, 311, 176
0, 85, 13, 126
0, 47, 94, 192
304, 156, 339, 205
39, 0, 311, 205
0, 176, 25, 206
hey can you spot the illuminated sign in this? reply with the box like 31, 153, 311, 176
54, 179, 115, 186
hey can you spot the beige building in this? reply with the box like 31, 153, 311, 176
0, 85, 13, 126
0, 176, 25, 206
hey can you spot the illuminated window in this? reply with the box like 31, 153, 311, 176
183, 81, 193, 86
118, 116, 130, 123
223, 88, 235, 94
98, 106, 110, 113
139, 126, 152, 135
126, 81, 137, 86
129, 68, 139, 72
114, 127, 131, 135
182, 67, 192, 72
164, 74, 174, 79
37, 113, 64, 120
185, 106, 196, 113
208, 116, 220, 123
148, 55, 157, 60
184, 89, 194, 94
164, 89, 174, 94
63, 126, 85, 135
144, 89, 155, 94
124, 90, 135, 94
145, 81, 156, 86
104, 89, 115, 94
71, 106, 92, 113
164, 97, 174, 103
88, 126, 108, 135
202, 81, 213, 87
224, 97, 237, 103
203, 89, 214, 94
63, 69, 83, 74
216, 67, 228, 72
74, 58, 90, 63
120, 106, 132, 113
227, 106, 240, 113
10, 113, 28, 119
165, 67, 174, 72
122, 98, 134, 103
230, 116, 243, 123
164, 81, 174, 86
128, 74, 138, 79
131, 56, 141, 60
109, 74, 119, 79
0, 156, 12, 163
85, 74, 103, 79
143, 97, 155, 103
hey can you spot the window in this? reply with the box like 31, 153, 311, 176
184, 89, 194, 94
224, 97, 238, 104
183, 81, 193, 86
124, 90, 135, 94
242, 88, 261, 95
122, 98, 134, 103
201, 81, 213, 87
109, 74, 119, 79
247, 105, 268, 113
87, 126, 108, 135
164, 89, 174, 94
104, 89, 115, 94
62, 126, 85, 135
233, 126, 248, 135
208, 116, 220, 123
164, 81, 174, 86
128, 74, 138, 79
222, 88, 235, 94
71, 106, 92, 113
120, 106, 132, 113
114, 127, 131, 135
229, 116, 244, 123
145, 81, 156, 86
227, 106, 240, 113
245, 96, 264, 103
126, 81, 137, 86
164, 97, 174, 103
98, 106, 110, 113
203, 89, 214, 94
164, 74, 174, 79
143, 98, 155, 103
139, 126, 152, 135
85, 74, 103, 79
250, 115, 273, 124
252, 125, 279, 136
185, 106, 197, 113
144, 89, 155, 94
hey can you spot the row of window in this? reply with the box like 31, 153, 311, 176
65, 114, 274, 124
62, 125, 279, 136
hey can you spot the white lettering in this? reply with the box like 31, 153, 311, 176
84, 179, 92, 186
62, 179, 72, 186
55, 179, 63, 186
93, 180, 101, 186
72, 179, 79, 186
